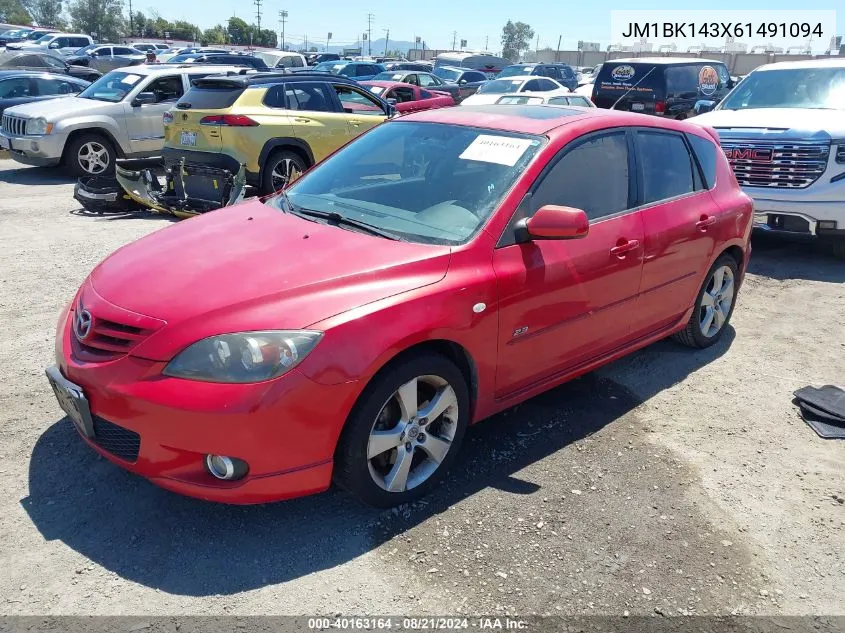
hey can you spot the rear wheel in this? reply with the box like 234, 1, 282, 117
673, 254, 739, 348
334, 353, 469, 507
260, 150, 307, 195
64, 132, 116, 177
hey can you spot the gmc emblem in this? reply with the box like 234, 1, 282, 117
724, 147, 773, 162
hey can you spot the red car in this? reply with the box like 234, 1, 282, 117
361, 80, 455, 113
47, 106, 752, 507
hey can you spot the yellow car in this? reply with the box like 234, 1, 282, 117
118, 72, 394, 215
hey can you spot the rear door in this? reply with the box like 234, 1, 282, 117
630, 128, 718, 338
285, 82, 350, 162
492, 130, 645, 396
592, 62, 664, 113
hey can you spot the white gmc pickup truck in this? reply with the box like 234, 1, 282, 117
693, 59, 845, 258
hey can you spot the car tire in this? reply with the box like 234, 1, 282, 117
260, 150, 307, 196
64, 132, 116, 177
334, 352, 470, 508
673, 254, 739, 349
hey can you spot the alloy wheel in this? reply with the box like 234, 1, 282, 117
699, 265, 735, 338
271, 158, 302, 191
77, 141, 110, 175
367, 374, 459, 493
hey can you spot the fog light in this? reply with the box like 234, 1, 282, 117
818, 220, 837, 230
205, 454, 248, 480
30, 141, 39, 151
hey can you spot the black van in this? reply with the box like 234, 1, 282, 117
591, 58, 734, 119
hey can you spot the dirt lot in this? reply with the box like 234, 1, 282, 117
0, 158, 842, 617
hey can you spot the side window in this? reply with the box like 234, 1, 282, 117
405, 74, 419, 86
547, 96, 570, 105
418, 74, 436, 87
666, 66, 699, 97
95, 47, 112, 55
33, 77, 76, 95
686, 133, 718, 190
537, 79, 559, 91
715, 65, 731, 88
531, 132, 630, 221
53, 37, 69, 48
283, 83, 336, 112
545, 66, 563, 80
0, 77, 33, 98
113, 47, 133, 55
637, 131, 696, 203
522, 79, 541, 91
145, 76, 184, 103
392, 86, 415, 103
334, 84, 385, 115
16, 55, 43, 67
420, 89, 432, 99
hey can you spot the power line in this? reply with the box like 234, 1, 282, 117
254, 0, 262, 38
278, 9, 287, 50
366, 13, 374, 56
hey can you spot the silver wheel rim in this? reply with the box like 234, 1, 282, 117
699, 265, 735, 338
367, 374, 459, 493
271, 158, 301, 191
78, 141, 110, 174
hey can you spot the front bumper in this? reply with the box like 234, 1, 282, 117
749, 195, 845, 238
51, 304, 363, 504
0, 131, 65, 167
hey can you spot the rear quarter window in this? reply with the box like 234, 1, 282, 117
686, 132, 718, 189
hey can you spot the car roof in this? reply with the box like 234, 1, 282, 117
399, 104, 705, 136
490, 75, 540, 81
609, 57, 724, 65
113, 64, 252, 76
0, 69, 84, 80
360, 80, 411, 89
753, 58, 845, 71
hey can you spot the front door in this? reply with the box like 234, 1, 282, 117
332, 83, 388, 139
124, 74, 185, 154
493, 130, 645, 397
284, 82, 353, 163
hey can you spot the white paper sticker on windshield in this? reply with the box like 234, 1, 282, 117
123, 74, 142, 85
459, 135, 533, 166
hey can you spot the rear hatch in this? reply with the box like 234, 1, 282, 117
592, 62, 665, 113
164, 76, 250, 154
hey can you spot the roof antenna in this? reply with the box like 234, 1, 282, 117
610, 65, 657, 110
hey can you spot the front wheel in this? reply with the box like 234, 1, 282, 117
334, 353, 469, 507
64, 133, 116, 177
673, 254, 739, 348
260, 150, 306, 195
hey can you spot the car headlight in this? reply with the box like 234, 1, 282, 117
163, 330, 322, 383
27, 118, 53, 135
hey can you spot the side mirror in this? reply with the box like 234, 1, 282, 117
521, 205, 589, 240
89, 51, 98, 57
458, 79, 467, 85
386, 103, 397, 118
386, 97, 397, 105
49, 42, 60, 49
693, 99, 716, 115
131, 91, 156, 107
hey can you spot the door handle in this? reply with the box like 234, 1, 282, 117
293, 117, 311, 123
348, 120, 361, 126
610, 239, 640, 257
696, 215, 717, 231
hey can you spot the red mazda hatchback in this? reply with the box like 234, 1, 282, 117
48, 105, 752, 507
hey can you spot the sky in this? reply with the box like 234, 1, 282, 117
130, 0, 840, 53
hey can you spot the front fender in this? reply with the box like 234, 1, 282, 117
55, 116, 130, 155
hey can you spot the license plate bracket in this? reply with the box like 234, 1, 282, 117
46, 366, 95, 438
0, 136, 10, 150
631, 103, 645, 111
180, 131, 197, 147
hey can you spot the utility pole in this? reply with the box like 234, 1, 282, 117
305, 33, 308, 51
254, 0, 262, 44
556, 34, 561, 62
383, 28, 389, 55
452, 30, 457, 50
535, 33, 539, 54
366, 13, 374, 56
128, 0, 133, 40
278, 10, 287, 50
484, 35, 488, 51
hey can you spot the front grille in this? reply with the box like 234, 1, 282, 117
73, 307, 154, 362
836, 145, 845, 164
2, 114, 27, 136
92, 416, 141, 462
720, 139, 830, 189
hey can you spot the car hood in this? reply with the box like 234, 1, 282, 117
89, 200, 452, 361
693, 108, 845, 139
5, 96, 111, 119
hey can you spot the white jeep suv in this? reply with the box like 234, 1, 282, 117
693, 59, 845, 258
0, 64, 248, 176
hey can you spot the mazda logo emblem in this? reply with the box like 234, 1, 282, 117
74, 309, 93, 341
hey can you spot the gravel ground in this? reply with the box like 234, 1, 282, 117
0, 159, 842, 616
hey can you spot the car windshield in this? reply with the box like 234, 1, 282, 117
498, 66, 531, 78
34, 35, 54, 44
478, 79, 524, 94
78, 71, 145, 102
74, 44, 99, 55
168, 54, 203, 63
27, 32, 47, 40
719, 67, 845, 111
367, 85, 385, 95
433, 67, 460, 81
373, 72, 404, 81
269, 121, 543, 245
313, 61, 345, 72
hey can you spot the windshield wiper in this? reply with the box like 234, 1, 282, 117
287, 204, 401, 241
